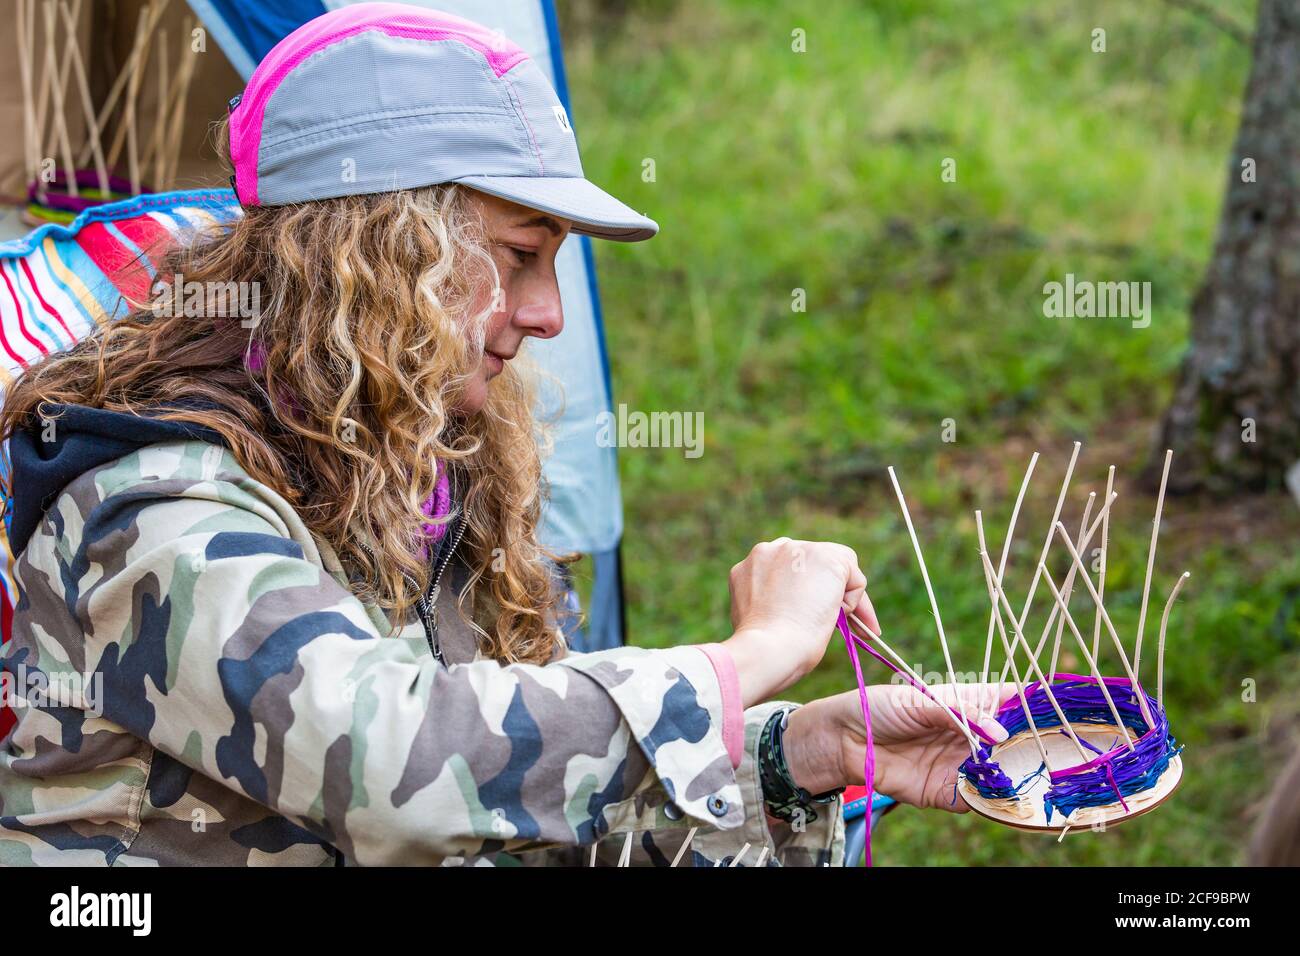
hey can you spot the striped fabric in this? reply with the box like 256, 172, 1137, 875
0, 189, 241, 738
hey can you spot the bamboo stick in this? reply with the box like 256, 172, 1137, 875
670, 828, 698, 867
144, 29, 169, 187
842, 610, 985, 751
1092, 466, 1115, 665
57, 0, 108, 195
1157, 573, 1190, 710
40, 0, 79, 196
977, 511, 1051, 766
122, 12, 149, 195
1134, 449, 1173, 681
1022, 491, 1118, 679
80, 0, 168, 168
35, 0, 79, 174
106, 3, 157, 175
1039, 564, 1135, 749
887, 465, 976, 758
996, 441, 1081, 686
1050, 492, 1095, 681
161, 21, 199, 190
978, 547, 1091, 763
16, 0, 39, 185
1052, 521, 1155, 727
981, 453, 1038, 683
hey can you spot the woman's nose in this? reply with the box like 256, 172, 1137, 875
513, 284, 564, 340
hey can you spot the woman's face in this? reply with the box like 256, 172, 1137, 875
460, 190, 572, 413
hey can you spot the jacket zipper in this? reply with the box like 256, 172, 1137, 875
417, 508, 470, 664
355, 508, 470, 665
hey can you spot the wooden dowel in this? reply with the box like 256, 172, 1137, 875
977, 512, 1051, 766
1050, 492, 1095, 681
107, 4, 156, 173
842, 610, 984, 751
20, 0, 35, 171
997, 441, 1081, 686
1134, 449, 1173, 681
978, 547, 1091, 763
122, 11, 149, 196
1039, 563, 1135, 749
981, 452, 1038, 684
80, 0, 168, 168
40, 0, 78, 197
57, 0, 107, 195
33, 0, 53, 170
52, 0, 83, 142
34, 0, 78, 176
1157, 572, 1190, 711
670, 827, 698, 868
162, 23, 198, 189
887, 466, 975, 757
1052, 521, 1155, 727
16, 0, 38, 183
1022, 490, 1117, 678
1093, 465, 1115, 665
145, 28, 169, 187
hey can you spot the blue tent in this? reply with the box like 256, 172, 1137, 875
185, 0, 626, 650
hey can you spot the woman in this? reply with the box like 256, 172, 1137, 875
0, 4, 1005, 866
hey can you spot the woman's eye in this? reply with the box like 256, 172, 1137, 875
499, 244, 536, 265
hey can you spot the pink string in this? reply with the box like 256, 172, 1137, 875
836, 610, 875, 867
1104, 764, 1130, 812
846, 628, 998, 747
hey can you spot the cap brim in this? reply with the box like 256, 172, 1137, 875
453, 175, 658, 242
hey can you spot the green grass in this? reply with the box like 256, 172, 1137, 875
559, 0, 1299, 864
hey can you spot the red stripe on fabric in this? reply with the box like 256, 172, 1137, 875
0, 263, 36, 367
75, 222, 153, 306
17, 256, 76, 343
112, 215, 174, 269
2, 261, 50, 357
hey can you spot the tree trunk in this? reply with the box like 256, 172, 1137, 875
1152, 0, 1300, 495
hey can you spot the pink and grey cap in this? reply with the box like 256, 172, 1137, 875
227, 2, 657, 241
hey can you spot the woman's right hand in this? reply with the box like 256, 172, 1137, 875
721, 538, 879, 707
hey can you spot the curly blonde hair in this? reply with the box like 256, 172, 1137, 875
0, 176, 566, 665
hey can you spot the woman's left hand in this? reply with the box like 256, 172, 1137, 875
783, 683, 1013, 811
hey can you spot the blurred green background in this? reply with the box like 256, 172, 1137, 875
559, 0, 1299, 865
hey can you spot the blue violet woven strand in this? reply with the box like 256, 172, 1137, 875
960, 674, 1181, 823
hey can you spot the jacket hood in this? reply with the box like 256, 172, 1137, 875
7, 403, 226, 555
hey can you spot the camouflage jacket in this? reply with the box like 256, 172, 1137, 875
0, 437, 842, 865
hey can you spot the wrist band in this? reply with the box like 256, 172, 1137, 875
757, 708, 844, 824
